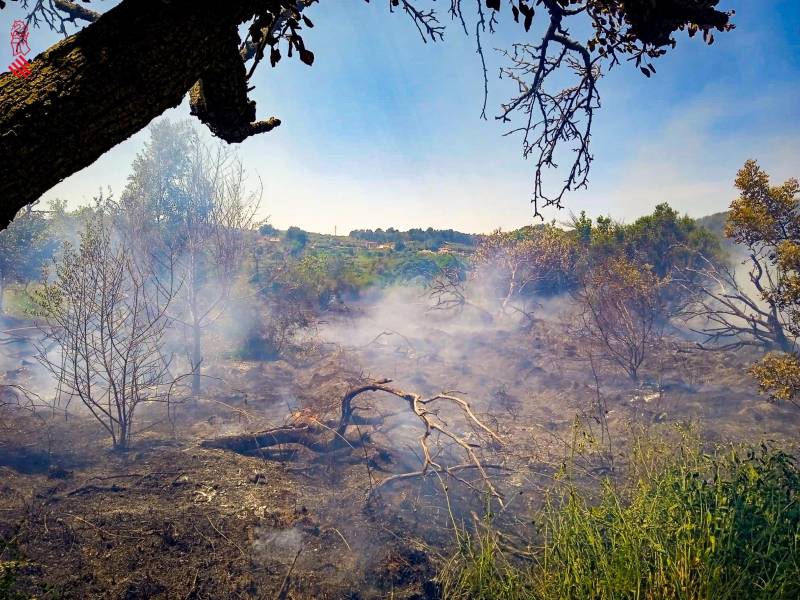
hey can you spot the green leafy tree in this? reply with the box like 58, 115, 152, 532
285, 226, 309, 256
709, 160, 800, 402
625, 203, 723, 278
259, 222, 278, 236
571, 204, 723, 279
0, 207, 56, 314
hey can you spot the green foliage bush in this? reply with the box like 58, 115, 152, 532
440, 440, 800, 600
258, 222, 278, 236
348, 226, 477, 247
572, 203, 724, 278
0, 208, 57, 314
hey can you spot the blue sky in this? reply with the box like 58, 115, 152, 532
3, 0, 799, 233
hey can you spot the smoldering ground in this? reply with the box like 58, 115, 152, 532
2, 272, 800, 598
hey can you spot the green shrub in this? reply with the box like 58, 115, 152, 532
441, 441, 800, 600
0, 534, 26, 600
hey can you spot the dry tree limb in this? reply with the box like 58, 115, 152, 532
201, 378, 505, 503
275, 549, 302, 600
367, 463, 510, 502
427, 267, 494, 322
201, 424, 332, 454
206, 515, 246, 558
679, 252, 796, 352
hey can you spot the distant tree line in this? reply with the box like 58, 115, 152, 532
348, 227, 478, 249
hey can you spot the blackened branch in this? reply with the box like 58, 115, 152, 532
497, 4, 599, 218
392, 0, 445, 42
24, 0, 99, 33
392, 0, 731, 215
475, 0, 490, 119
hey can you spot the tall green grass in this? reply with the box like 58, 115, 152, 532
440, 441, 800, 599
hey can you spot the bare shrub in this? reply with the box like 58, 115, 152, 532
571, 257, 668, 381
429, 225, 576, 320
201, 378, 505, 504
34, 218, 177, 450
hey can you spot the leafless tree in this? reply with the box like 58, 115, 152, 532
680, 253, 796, 353
429, 225, 574, 322
428, 266, 494, 322
116, 123, 260, 394
175, 144, 259, 393
33, 218, 178, 450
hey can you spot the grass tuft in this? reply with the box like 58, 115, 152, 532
440, 440, 800, 600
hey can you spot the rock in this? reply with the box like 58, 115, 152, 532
248, 470, 268, 484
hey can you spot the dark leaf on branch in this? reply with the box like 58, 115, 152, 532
524, 12, 533, 32
299, 48, 315, 66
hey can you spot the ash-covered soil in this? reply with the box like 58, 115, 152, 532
2, 298, 799, 598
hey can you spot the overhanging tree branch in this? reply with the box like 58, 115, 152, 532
0, 0, 733, 231
0, 0, 295, 230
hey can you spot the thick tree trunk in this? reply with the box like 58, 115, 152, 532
0, 0, 265, 230
189, 253, 203, 395
770, 313, 792, 353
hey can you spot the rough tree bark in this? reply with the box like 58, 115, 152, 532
0, 0, 280, 230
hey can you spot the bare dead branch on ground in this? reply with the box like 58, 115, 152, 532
200, 378, 505, 504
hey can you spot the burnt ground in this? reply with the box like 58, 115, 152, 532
2, 302, 800, 599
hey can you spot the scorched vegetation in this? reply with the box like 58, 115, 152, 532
1, 129, 799, 597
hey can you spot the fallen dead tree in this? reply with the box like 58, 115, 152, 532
200, 378, 505, 503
